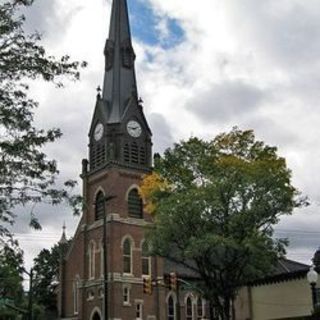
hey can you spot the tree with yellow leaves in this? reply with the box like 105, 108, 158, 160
141, 128, 307, 320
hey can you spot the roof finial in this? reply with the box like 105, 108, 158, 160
97, 86, 102, 99
59, 222, 68, 245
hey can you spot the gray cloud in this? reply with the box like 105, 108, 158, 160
227, 0, 320, 72
11, 202, 78, 235
148, 113, 174, 154
275, 206, 320, 263
23, 1, 83, 43
245, 117, 301, 149
11, 203, 80, 274
186, 81, 265, 124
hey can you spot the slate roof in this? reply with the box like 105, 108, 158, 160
164, 258, 199, 279
251, 258, 310, 286
102, 0, 139, 124
163, 257, 310, 286
275, 258, 309, 275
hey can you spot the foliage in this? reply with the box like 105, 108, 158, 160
141, 128, 308, 320
140, 172, 169, 214
0, 0, 86, 240
33, 240, 71, 312
0, 241, 25, 318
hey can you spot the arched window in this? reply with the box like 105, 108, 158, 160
186, 296, 193, 320
123, 238, 132, 274
92, 312, 101, 320
95, 191, 105, 220
167, 295, 176, 320
88, 241, 95, 279
128, 188, 143, 219
196, 297, 204, 320
141, 241, 151, 276
90, 308, 102, 320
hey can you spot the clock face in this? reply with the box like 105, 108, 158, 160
94, 123, 104, 141
127, 120, 142, 138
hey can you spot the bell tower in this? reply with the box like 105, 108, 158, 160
57, 0, 166, 319
88, 0, 152, 172
59, 1, 166, 319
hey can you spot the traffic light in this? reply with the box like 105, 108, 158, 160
143, 276, 153, 295
169, 272, 177, 290
163, 273, 170, 287
163, 273, 178, 290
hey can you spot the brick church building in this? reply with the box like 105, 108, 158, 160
58, 0, 208, 319
57, 1, 317, 320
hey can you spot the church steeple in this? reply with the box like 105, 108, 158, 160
59, 222, 68, 245
102, 0, 138, 123
88, 0, 152, 172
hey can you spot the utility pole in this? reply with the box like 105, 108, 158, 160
23, 268, 33, 320
176, 283, 181, 320
103, 207, 108, 320
103, 195, 116, 320
28, 268, 33, 320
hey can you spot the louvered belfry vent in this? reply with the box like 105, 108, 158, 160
140, 147, 146, 165
123, 142, 147, 166
90, 143, 106, 170
124, 143, 130, 162
131, 142, 139, 163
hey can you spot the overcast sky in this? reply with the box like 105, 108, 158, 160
12, 0, 320, 276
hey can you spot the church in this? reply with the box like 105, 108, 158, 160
58, 0, 207, 319
58, 1, 318, 320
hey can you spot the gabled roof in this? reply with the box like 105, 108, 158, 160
164, 258, 199, 279
164, 257, 310, 286
251, 258, 309, 286
275, 258, 309, 275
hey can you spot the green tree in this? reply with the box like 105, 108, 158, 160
0, 242, 25, 318
0, 0, 86, 240
32, 240, 70, 313
141, 128, 307, 320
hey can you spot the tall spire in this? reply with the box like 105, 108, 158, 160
102, 0, 138, 123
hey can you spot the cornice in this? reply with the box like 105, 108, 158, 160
82, 213, 153, 233
86, 161, 152, 180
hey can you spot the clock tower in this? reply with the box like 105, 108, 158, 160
58, 1, 166, 320
88, 0, 152, 172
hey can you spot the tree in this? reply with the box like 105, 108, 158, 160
141, 128, 307, 320
0, 0, 86, 240
0, 242, 25, 318
32, 240, 70, 313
